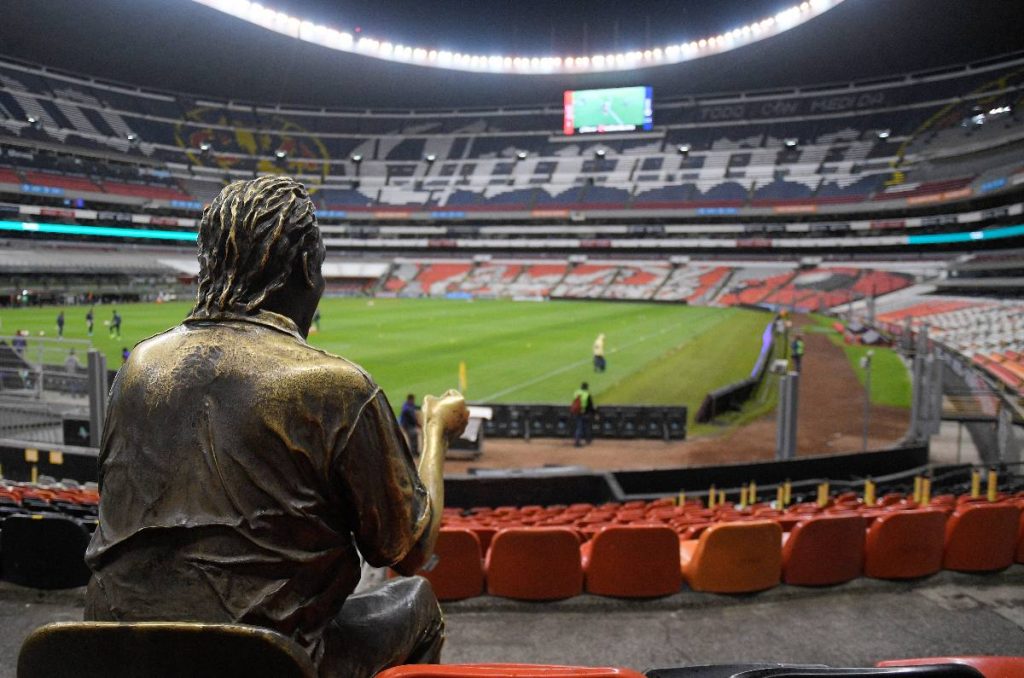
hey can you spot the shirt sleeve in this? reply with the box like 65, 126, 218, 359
332, 388, 431, 568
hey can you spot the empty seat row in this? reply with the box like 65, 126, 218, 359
406, 501, 1024, 601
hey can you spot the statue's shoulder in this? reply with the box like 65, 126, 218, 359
307, 347, 379, 394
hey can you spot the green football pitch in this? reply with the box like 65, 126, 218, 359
573, 93, 641, 129
0, 299, 771, 419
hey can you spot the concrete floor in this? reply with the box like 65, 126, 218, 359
2, 567, 1022, 675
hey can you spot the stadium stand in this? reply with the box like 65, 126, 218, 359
1, 53, 1023, 225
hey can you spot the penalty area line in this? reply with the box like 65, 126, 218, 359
475, 319, 689, 402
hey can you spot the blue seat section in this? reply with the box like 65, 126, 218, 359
753, 179, 817, 201
633, 184, 695, 203
583, 185, 632, 204
816, 174, 887, 198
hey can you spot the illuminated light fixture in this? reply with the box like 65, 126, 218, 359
784, 138, 799, 148
877, 129, 891, 139
26, 115, 39, 125
351, 154, 363, 163
275, 149, 288, 159
126, 133, 138, 142
515, 150, 528, 160
199, 142, 212, 152
190, 0, 846, 74
424, 153, 437, 163
594, 148, 606, 158
677, 144, 691, 155
988, 105, 1012, 116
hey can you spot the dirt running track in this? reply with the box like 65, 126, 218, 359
446, 322, 909, 473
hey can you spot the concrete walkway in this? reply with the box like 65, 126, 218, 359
2, 567, 1022, 675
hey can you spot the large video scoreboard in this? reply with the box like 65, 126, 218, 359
563, 86, 653, 135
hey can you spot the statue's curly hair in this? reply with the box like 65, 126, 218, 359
191, 176, 323, 317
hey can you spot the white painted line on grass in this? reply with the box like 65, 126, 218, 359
476, 319, 690, 401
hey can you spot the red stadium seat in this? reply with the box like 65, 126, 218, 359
679, 520, 782, 593
376, 664, 647, 678
408, 528, 484, 601
865, 509, 947, 580
1017, 509, 1024, 564
782, 514, 866, 586
943, 503, 1021, 572
877, 656, 1024, 677
580, 526, 681, 598
486, 528, 583, 600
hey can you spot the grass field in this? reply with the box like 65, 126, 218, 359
0, 299, 772, 421
809, 315, 912, 408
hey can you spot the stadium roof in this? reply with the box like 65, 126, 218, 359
1, 0, 1023, 109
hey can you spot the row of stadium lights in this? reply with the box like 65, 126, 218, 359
188, 133, 901, 162
23, 114, 896, 160
193, 0, 845, 74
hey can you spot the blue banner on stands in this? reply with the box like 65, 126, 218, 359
0, 220, 198, 241
978, 178, 1007, 193
430, 211, 467, 219
696, 207, 739, 216
21, 184, 64, 196
907, 223, 1024, 245
318, 210, 348, 219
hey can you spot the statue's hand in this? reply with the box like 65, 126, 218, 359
422, 390, 469, 443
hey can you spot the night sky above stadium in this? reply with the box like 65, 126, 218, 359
263, 0, 789, 54
1, 0, 1023, 107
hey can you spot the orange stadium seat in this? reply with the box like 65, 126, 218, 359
580, 526, 681, 598
415, 528, 484, 601
376, 664, 647, 678
877, 656, 1024, 677
943, 503, 1021, 572
486, 528, 583, 600
679, 520, 782, 593
864, 509, 947, 580
782, 514, 866, 586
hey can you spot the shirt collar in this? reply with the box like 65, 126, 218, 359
185, 309, 305, 342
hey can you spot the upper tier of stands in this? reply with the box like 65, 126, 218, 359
1, 54, 1023, 216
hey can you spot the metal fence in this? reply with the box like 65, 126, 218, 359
0, 335, 94, 445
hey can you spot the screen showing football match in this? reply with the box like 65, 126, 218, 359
563, 86, 653, 135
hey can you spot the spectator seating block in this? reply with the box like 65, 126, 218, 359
782, 514, 867, 586
679, 520, 782, 593
486, 528, 583, 600
581, 526, 681, 598
943, 503, 1021, 572
864, 509, 947, 580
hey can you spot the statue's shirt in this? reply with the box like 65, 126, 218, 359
84, 310, 430, 654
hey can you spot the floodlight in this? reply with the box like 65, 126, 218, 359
190, 0, 848, 74
199, 142, 212, 153
677, 144, 691, 155
784, 138, 799, 148
351, 154, 363, 163
594, 148, 606, 158
26, 115, 39, 126
424, 154, 437, 163
515, 150, 528, 161
275, 149, 288, 159
877, 130, 891, 139
127, 133, 137, 142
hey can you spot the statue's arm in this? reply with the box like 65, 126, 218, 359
393, 390, 468, 575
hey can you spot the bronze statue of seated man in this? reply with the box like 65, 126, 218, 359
84, 176, 468, 678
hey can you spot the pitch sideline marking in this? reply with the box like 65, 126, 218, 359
476, 318, 695, 402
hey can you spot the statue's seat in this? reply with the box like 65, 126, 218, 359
18, 622, 316, 678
